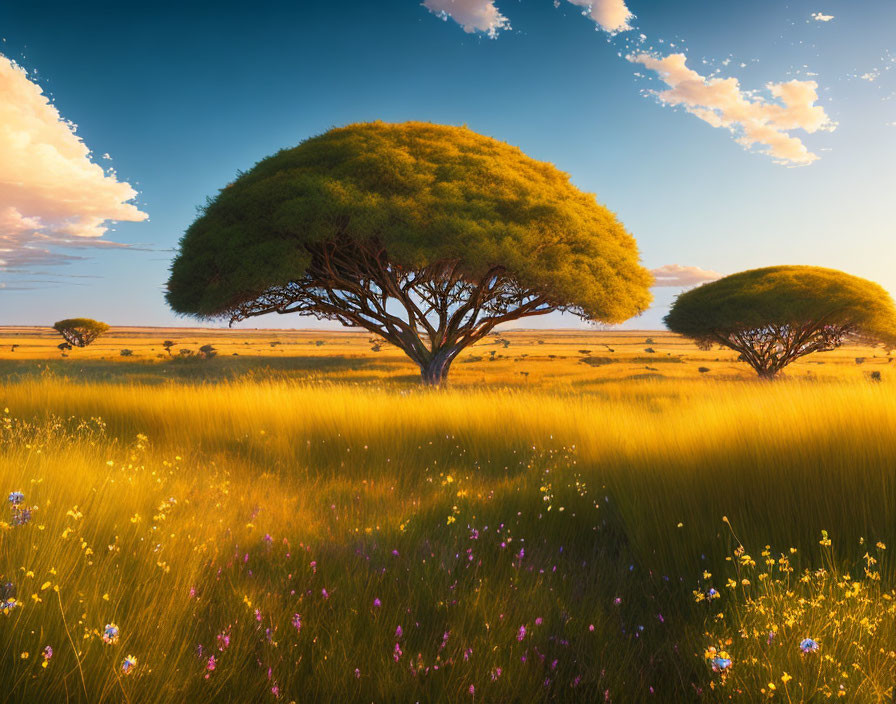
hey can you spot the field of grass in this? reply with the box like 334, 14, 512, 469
1, 328, 895, 702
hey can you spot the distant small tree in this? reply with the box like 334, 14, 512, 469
162, 340, 176, 356
665, 266, 896, 379
57, 342, 72, 353
53, 319, 109, 348
198, 344, 217, 359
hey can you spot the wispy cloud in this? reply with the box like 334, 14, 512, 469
563, 0, 634, 34
650, 264, 722, 288
0, 54, 148, 271
627, 52, 835, 165
421, 0, 510, 38
810, 12, 834, 22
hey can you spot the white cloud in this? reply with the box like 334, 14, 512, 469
627, 52, 835, 165
422, 0, 510, 38
564, 0, 634, 34
0, 55, 147, 270
650, 264, 722, 288
811, 12, 834, 22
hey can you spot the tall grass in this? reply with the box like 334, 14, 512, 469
0, 378, 895, 701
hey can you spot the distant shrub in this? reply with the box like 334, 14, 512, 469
645, 337, 655, 344
578, 350, 591, 355
855, 357, 865, 364
198, 344, 217, 359
57, 342, 72, 352
120, 349, 133, 357
698, 367, 710, 373
871, 371, 882, 382
580, 357, 613, 367
644, 347, 656, 354
178, 349, 194, 358
162, 340, 176, 356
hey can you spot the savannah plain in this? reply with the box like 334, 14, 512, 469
1, 326, 895, 702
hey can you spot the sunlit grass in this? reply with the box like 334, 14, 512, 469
1, 362, 895, 700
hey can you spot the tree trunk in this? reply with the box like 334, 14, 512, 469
755, 366, 779, 380
420, 349, 455, 386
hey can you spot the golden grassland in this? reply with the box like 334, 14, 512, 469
0, 328, 895, 702
0, 325, 892, 385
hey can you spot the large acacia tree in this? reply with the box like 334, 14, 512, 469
665, 266, 896, 379
166, 122, 652, 384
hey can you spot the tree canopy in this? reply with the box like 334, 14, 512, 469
52, 318, 110, 348
665, 266, 896, 378
166, 121, 652, 384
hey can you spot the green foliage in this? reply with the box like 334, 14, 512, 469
166, 121, 652, 323
52, 318, 110, 348
666, 266, 896, 377
666, 266, 896, 344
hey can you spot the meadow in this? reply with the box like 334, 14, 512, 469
0, 327, 895, 702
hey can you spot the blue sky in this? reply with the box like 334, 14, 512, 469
0, 0, 894, 329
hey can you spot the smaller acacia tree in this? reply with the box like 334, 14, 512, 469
53, 319, 110, 348
665, 266, 896, 379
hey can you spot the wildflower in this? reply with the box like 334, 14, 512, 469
8, 491, 24, 505
41, 645, 53, 668
613, 597, 622, 606
292, 614, 302, 633
711, 655, 732, 672
535, 617, 543, 626
217, 631, 230, 651
206, 655, 216, 672
800, 638, 819, 654
395, 625, 403, 639
781, 672, 792, 684
12, 507, 32, 526
393, 642, 402, 661
1, 598, 18, 615
354, 668, 360, 679
517, 625, 527, 641
121, 655, 137, 675
373, 598, 381, 608
491, 667, 503, 680
468, 685, 475, 695
102, 623, 120, 645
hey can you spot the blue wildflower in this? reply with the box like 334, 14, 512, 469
711, 655, 732, 672
799, 638, 819, 654
103, 623, 120, 645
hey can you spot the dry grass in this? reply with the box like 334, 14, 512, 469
0, 329, 894, 702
